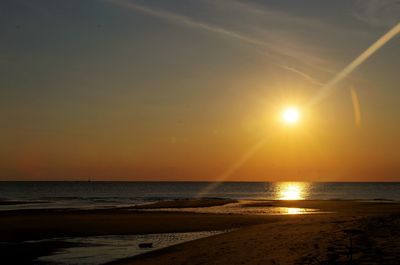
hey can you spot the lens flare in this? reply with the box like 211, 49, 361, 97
350, 86, 362, 127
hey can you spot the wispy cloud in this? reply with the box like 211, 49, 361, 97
107, 0, 327, 86
209, 0, 337, 31
206, 0, 360, 65
354, 0, 400, 27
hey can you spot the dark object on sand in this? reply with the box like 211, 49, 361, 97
343, 229, 363, 235
343, 229, 364, 263
138, 243, 153, 249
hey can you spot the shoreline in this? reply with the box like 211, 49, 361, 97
1, 200, 400, 264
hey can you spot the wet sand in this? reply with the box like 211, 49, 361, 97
1, 200, 400, 264
0, 199, 50, 206
243, 199, 400, 215
130, 198, 238, 209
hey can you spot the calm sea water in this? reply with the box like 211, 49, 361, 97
0, 181, 399, 211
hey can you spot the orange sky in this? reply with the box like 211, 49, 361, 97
1, 0, 400, 181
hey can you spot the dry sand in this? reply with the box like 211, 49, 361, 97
1, 200, 400, 265
110, 200, 400, 265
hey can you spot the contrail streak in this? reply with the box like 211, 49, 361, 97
108, 0, 323, 86
309, 22, 400, 106
279, 65, 324, 86
109, 0, 277, 54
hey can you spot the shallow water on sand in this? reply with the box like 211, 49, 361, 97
139, 201, 321, 215
35, 231, 227, 265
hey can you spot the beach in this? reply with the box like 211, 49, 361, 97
1, 199, 400, 264
3, 0, 400, 263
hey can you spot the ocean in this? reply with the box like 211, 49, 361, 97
0, 181, 399, 211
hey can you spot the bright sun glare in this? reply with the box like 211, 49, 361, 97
278, 183, 307, 200
281, 107, 300, 125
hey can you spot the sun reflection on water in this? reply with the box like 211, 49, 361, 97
286, 208, 304, 214
276, 182, 309, 200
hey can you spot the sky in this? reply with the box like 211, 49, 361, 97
1, 0, 399, 181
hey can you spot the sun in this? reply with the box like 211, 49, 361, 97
281, 107, 300, 125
